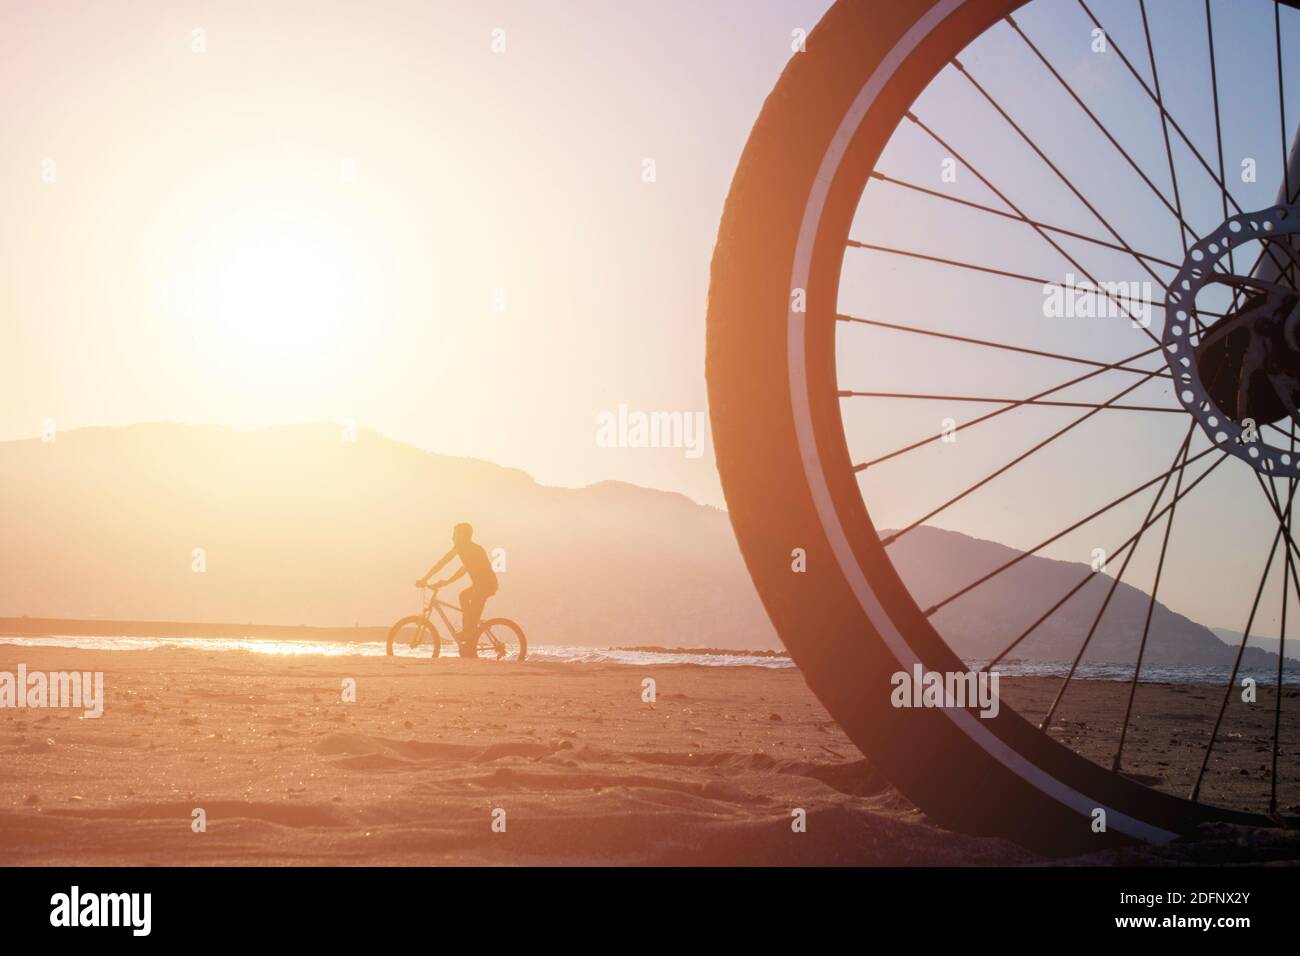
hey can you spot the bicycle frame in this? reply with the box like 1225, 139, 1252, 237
417, 588, 502, 652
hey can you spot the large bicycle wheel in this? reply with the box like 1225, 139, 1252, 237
708, 0, 1300, 853
386, 616, 442, 659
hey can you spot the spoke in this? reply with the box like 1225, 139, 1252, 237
1273, 499, 1291, 816
1222, 141, 1300, 299
1229, 227, 1300, 315
846, 239, 1226, 320
839, 390, 1180, 413
1205, 0, 1236, 277
1005, 13, 1199, 254
882, 369, 1167, 544
946, 59, 1173, 302
1041, 450, 1231, 731
837, 312, 1171, 376
1270, 226, 1300, 286
928, 444, 1223, 617
982, 421, 1196, 670
1076, 0, 1239, 211
1078, 0, 1297, 280
1267, 414, 1297, 816
1138, 0, 1192, 257
1112, 418, 1189, 770
868, 171, 1184, 270
1249, 1, 1300, 302
1249, 468, 1300, 580
1266, 420, 1297, 441
1242, 444, 1300, 815
1191, 520, 1287, 803
1214, 208, 1300, 314
907, 110, 1162, 343
855, 345, 1168, 471
1279, 1, 1291, 210
847, 239, 1059, 288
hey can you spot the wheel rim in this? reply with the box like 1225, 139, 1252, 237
710, 0, 1300, 850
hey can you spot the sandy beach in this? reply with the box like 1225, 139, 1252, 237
1, 645, 1298, 866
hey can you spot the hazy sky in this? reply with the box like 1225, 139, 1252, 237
1, 0, 833, 508
8, 0, 1300, 641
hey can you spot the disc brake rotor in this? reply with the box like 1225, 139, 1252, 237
1166, 204, 1300, 474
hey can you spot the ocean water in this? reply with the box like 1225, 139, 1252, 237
0, 634, 794, 669
2, 634, 1298, 684
965, 658, 1300, 687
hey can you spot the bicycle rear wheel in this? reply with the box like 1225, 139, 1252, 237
478, 618, 527, 662
386, 616, 442, 659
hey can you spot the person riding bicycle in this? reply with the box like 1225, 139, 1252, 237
416, 522, 499, 659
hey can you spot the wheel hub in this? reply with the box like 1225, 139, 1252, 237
1165, 205, 1300, 474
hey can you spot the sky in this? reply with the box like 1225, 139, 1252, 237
6, 0, 1300, 642
0, 0, 834, 509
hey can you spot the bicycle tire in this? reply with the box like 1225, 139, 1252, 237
386, 615, 441, 659
705, 0, 1271, 853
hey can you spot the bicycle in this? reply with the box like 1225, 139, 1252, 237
386, 584, 527, 661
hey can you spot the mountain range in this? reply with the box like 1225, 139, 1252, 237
887, 527, 1292, 668
0, 424, 774, 648
0, 423, 1290, 667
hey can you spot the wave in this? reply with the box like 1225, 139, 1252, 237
4, 634, 1299, 684
0, 633, 794, 668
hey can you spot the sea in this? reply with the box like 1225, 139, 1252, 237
2, 633, 1299, 685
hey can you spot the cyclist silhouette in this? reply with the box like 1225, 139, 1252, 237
416, 522, 499, 658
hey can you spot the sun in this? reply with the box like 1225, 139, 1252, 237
158, 208, 373, 398
213, 232, 349, 358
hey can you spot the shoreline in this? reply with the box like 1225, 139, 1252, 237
6, 628, 1300, 690
0, 617, 792, 663
0, 618, 785, 657
0, 616, 391, 644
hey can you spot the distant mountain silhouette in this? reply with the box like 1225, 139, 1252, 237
0, 424, 777, 649
1210, 628, 1297, 662
0, 423, 1288, 666
886, 526, 1294, 669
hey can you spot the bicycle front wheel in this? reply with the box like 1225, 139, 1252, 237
386, 616, 442, 659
